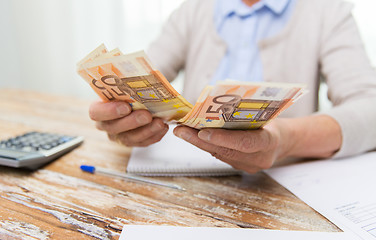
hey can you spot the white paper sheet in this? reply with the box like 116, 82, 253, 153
266, 152, 376, 240
119, 225, 356, 240
127, 126, 240, 176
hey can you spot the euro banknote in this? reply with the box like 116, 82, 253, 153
77, 44, 192, 121
77, 44, 305, 129
178, 81, 305, 129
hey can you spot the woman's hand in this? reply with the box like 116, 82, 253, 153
173, 115, 342, 174
173, 122, 284, 174
89, 100, 169, 147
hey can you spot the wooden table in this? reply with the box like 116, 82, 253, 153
0, 89, 339, 239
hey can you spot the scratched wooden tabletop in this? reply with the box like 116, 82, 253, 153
0, 89, 339, 239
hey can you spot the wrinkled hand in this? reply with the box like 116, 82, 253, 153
89, 100, 169, 147
173, 121, 287, 174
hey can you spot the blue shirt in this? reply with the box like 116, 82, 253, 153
210, 0, 296, 84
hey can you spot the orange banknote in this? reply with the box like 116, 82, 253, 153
77, 44, 305, 129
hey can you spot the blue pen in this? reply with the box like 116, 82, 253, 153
80, 165, 185, 191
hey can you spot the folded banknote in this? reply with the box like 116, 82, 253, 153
77, 44, 305, 130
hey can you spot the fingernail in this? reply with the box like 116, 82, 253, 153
116, 103, 130, 116
136, 114, 150, 125
151, 121, 164, 133
176, 129, 192, 141
198, 130, 212, 141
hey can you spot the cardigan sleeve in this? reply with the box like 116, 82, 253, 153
319, 0, 376, 158
146, 1, 192, 82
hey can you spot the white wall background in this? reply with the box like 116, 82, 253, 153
347, 0, 376, 66
0, 0, 185, 99
0, 0, 375, 100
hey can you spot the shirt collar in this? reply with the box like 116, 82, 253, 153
264, 0, 291, 15
217, 0, 291, 19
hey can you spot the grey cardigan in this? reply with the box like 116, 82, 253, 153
147, 0, 376, 158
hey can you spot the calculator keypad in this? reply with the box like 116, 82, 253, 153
0, 132, 74, 152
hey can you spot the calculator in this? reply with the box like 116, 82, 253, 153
0, 131, 84, 169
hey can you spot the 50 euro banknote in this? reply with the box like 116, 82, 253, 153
77, 44, 192, 121
178, 81, 305, 129
77, 44, 305, 130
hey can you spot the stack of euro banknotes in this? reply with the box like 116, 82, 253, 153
77, 44, 305, 130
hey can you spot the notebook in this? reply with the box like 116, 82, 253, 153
126, 126, 241, 176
